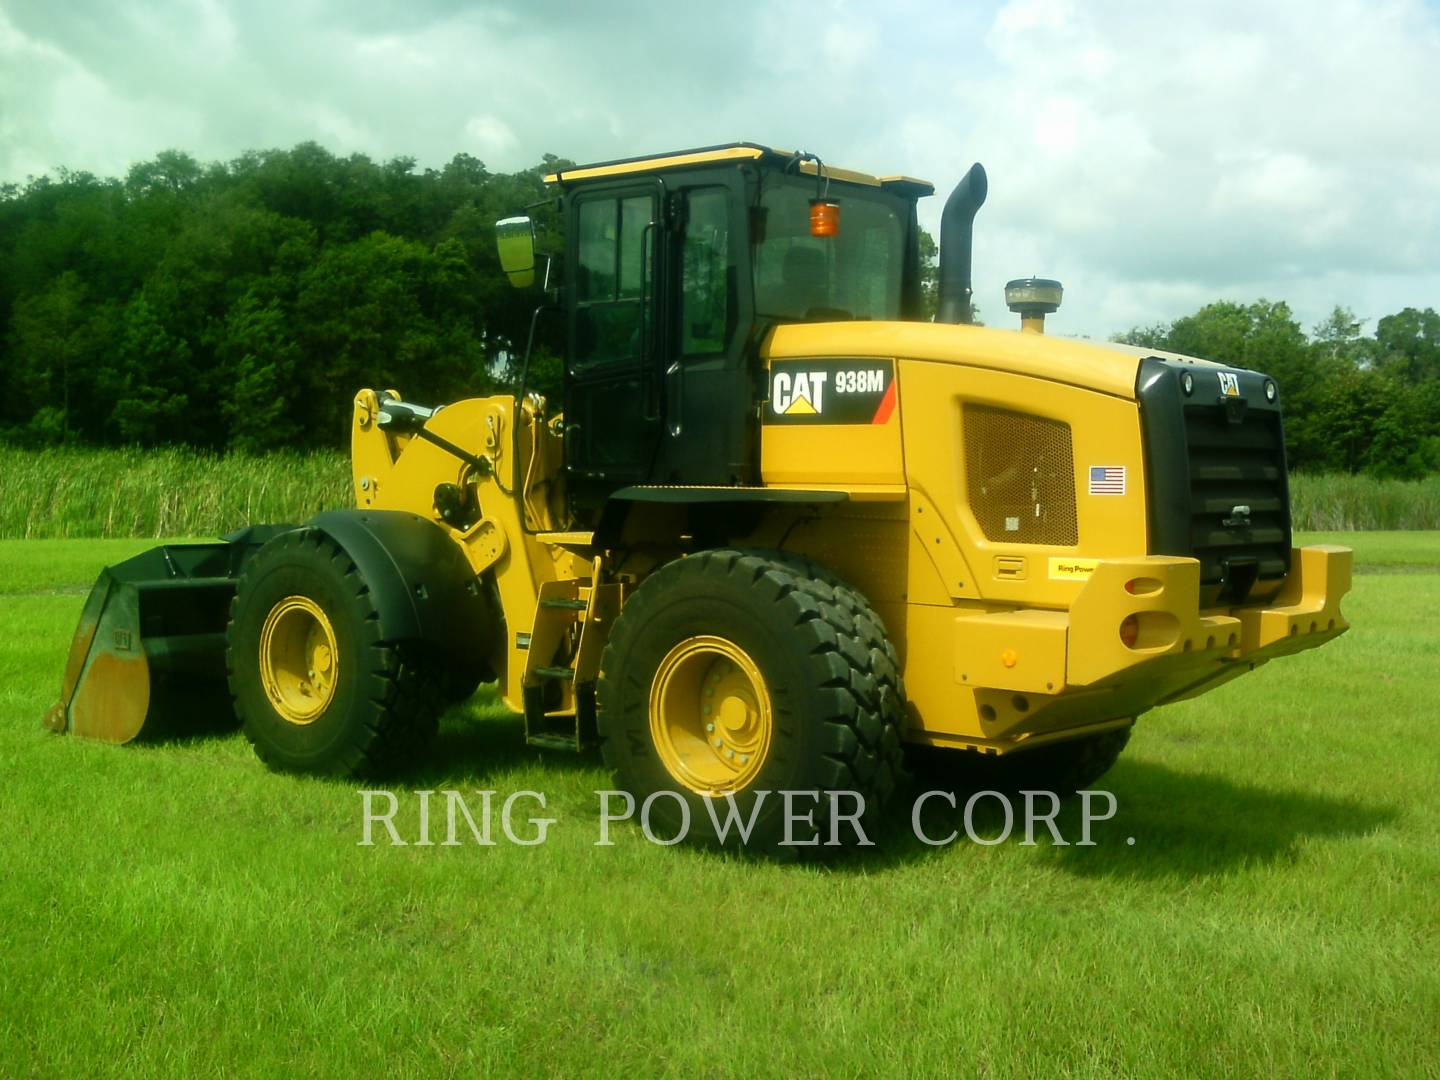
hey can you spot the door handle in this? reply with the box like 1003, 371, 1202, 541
638, 219, 659, 422
665, 360, 683, 437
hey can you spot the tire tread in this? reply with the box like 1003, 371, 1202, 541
596, 547, 908, 849
227, 529, 440, 777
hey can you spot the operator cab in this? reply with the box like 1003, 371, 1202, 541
497, 142, 933, 514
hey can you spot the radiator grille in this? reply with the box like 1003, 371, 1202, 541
1182, 405, 1290, 584
963, 405, 1078, 545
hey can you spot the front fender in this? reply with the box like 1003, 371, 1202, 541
307, 509, 498, 683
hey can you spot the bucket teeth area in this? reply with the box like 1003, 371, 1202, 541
47, 541, 260, 744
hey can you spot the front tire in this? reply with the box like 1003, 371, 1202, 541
596, 549, 905, 852
226, 529, 441, 776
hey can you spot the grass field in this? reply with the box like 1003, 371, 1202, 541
0, 446, 349, 539
5, 443, 1440, 537
1291, 473, 1440, 531
1, 533, 1437, 1075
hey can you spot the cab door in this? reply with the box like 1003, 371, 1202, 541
650, 179, 752, 486
565, 184, 664, 510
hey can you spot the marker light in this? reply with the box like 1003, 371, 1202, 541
1119, 614, 1140, 649
809, 199, 840, 237
1124, 577, 1162, 596
1181, 371, 1195, 396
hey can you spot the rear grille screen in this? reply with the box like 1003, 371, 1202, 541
1182, 405, 1290, 584
963, 405, 1079, 545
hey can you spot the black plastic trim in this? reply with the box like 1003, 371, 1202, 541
1135, 357, 1293, 604
608, 485, 848, 506
306, 509, 496, 683
594, 486, 847, 548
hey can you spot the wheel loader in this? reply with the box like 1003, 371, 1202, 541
46, 142, 1352, 849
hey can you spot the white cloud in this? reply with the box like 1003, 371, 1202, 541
464, 114, 517, 157
933, 0, 1440, 335
0, 0, 1436, 337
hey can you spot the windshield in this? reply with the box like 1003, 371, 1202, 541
753, 177, 908, 321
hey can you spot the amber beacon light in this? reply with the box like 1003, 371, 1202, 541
809, 199, 840, 237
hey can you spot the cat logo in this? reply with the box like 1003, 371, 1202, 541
1218, 371, 1241, 397
763, 358, 895, 425
771, 370, 829, 415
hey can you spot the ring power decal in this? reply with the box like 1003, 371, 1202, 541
765, 358, 896, 425
1049, 557, 1101, 581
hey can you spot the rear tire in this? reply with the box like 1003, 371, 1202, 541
226, 529, 441, 776
596, 549, 905, 853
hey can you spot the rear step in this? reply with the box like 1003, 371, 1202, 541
539, 598, 588, 611
522, 683, 595, 753
519, 567, 619, 753
521, 579, 588, 751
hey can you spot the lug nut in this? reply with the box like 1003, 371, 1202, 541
706, 723, 715, 732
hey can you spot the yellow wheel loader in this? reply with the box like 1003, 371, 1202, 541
47, 142, 1352, 848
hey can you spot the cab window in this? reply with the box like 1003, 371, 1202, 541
574, 194, 653, 367
678, 188, 732, 355
753, 179, 905, 322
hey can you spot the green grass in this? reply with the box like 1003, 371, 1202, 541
1, 534, 1438, 1075
0, 446, 349, 539
3, 444, 1440, 537
0, 538, 191, 594
1290, 472, 1440, 531
1295, 530, 1440, 571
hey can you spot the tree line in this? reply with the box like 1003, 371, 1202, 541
1, 144, 567, 452
1117, 302, 1440, 477
2, 143, 1437, 475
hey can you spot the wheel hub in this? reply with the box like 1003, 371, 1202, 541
649, 635, 772, 795
259, 595, 338, 725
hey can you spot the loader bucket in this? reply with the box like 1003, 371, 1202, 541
44, 527, 292, 743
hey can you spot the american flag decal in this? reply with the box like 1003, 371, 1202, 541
1088, 466, 1127, 495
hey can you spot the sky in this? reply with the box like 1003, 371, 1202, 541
2, 0, 1437, 340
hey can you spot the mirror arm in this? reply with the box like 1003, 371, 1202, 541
517, 302, 559, 409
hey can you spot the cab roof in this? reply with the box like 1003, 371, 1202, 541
543, 141, 934, 196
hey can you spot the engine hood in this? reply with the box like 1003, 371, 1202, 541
762, 321, 1217, 401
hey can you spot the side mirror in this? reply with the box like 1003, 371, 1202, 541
495, 216, 537, 288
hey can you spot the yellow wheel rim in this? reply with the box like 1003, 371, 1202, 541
648, 635, 772, 796
259, 595, 338, 725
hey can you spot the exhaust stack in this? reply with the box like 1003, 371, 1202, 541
935, 162, 988, 325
